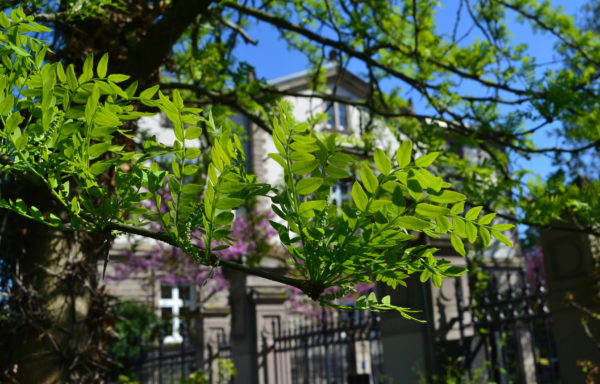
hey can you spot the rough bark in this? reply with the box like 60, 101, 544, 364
1, 2, 218, 382
0, 184, 112, 383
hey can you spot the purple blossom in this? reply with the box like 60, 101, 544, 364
524, 246, 546, 289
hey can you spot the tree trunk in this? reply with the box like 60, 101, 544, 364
225, 268, 258, 384
0, 186, 112, 383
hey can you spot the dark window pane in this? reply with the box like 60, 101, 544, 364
161, 307, 172, 318
161, 285, 172, 299
178, 285, 191, 301
337, 103, 347, 130
325, 102, 334, 129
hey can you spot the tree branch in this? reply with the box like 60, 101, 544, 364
119, 0, 213, 84
223, 1, 440, 93
33, 12, 66, 22
217, 15, 258, 45
104, 221, 315, 294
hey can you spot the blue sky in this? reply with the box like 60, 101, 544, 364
233, 0, 589, 179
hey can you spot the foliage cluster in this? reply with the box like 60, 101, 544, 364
0, 12, 513, 316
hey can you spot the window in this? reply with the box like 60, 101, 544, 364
325, 102, 350, 132
331, 181, 351, 206
159, 284, 194, 343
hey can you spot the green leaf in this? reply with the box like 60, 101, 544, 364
416, 203, 450, 218
273, 118, 287, 143
290, 141, 319, 153
435, 216, 450, 233
0, 94, 14, 115
273, 137, 286, 155
432, 274, 442, 288
442, 266, 467, 277
185, 126, 202, 140
215, 197, 244, 210
97, 53, 108, 78
465, 206, 483, 221
352, 182, 369, 212
360, 163, 379, 194
492, 223, 514, 231
450, 202, 465, 215
324, 165, 350, 179
89, 142, 111, 159
298, 200, 327, 217
66, 64, 78, 91
396, 216, 432, 230
478, 213, 496, 225
107, 74, 130, 83
392, 186, 406, 208
85, 83, 100, 123
374, 148, 392, 175
296, 177, 323, 194
492, 230, 513, 246
329, 152, 355, 167
417, 169, 442, 192
291, 160, 318, 175
293, 122, 308, 132
479, 227, 491, 246
429, 190, 467, 204
214, 212, 234, 225
70, 198, 80, 215
290, 151, 315, 161
181, 184, 203, 195
80, 54, 93, 83
0, 12, 10, 28
55, 62, 66, 83
415, 152, 440, 167
268, 153, 287, 168
450, 233, 466, 256
140, 84, 160, 99
182, 164, 199, 175
89, 161, 111, 176
453, 216, 466, 237
465, 221, 478, 243
397, 140, 412, 167
185, 147, 200, 159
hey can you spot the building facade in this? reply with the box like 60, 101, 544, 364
102, 63, 527, 383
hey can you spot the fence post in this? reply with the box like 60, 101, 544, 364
261, 333, 270, 384
138, 333, 146, 384
541, 216, 599, 383
377, 274, 436, 383
224, 269, 259, 384
181, 322, 187, 379
158, 327, 165, 384
207, 343, 214, 384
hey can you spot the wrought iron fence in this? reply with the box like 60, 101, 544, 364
135, 326, 199, 384
129, 324, 233, 384
259, 310, 385, 384
435, 263, 560, 383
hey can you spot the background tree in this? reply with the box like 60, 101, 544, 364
0, 0, 599, 382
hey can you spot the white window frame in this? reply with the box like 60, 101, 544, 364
325, 102, 350, 132
331, 180, 351, 206
159, 284, 194, 344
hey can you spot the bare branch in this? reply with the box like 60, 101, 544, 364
223, 1, 440, 93
33, 12, 66, 22
217, 15, 258, 45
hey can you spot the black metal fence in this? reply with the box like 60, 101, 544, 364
135, 326, 199, 384
129, 325, 233, 384
259, 310, 385, 384
435, 263, 560, 383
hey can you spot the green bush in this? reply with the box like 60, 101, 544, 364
108, 300, 162, 380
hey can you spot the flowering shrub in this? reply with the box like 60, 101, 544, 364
112, 209, 280, 298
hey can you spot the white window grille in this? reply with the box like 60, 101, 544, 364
159, 284, 194, 343
325, 102, 350, 132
